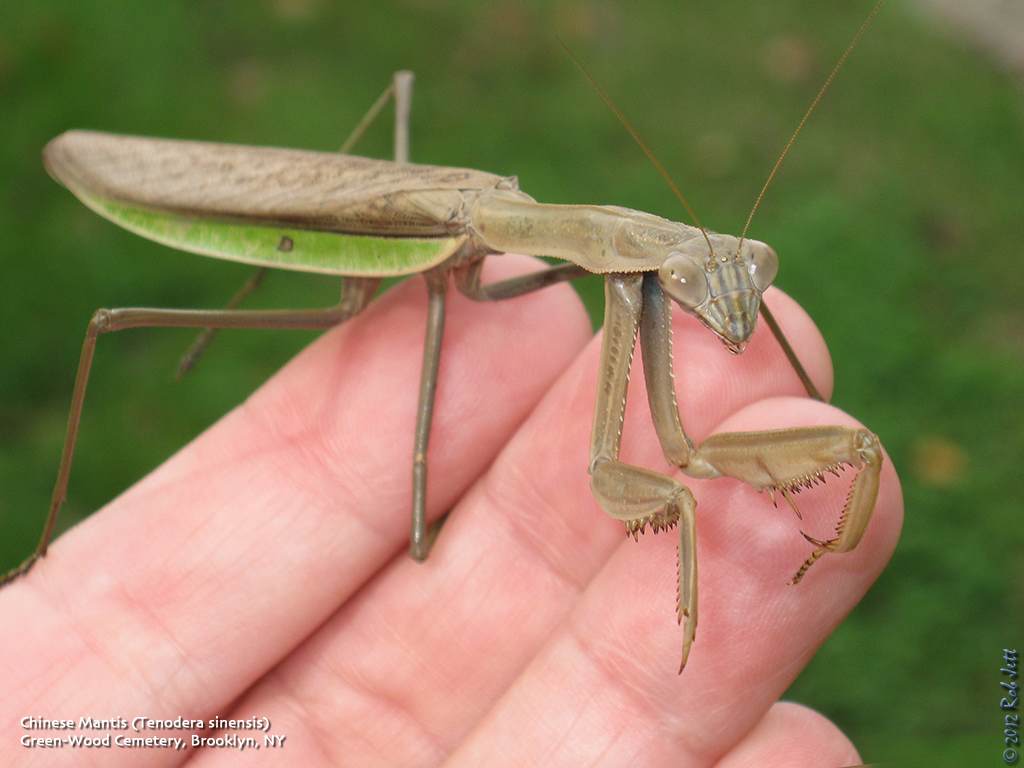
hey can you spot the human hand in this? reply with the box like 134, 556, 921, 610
0, 255, 901, 767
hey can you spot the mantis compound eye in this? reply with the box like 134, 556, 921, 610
748, 244, 779, 291
659, 252, 708, 309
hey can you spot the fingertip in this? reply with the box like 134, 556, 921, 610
715, 701, 861, 768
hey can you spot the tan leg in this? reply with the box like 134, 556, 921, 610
591, 460, 698, 672
639, 273, 882, 585
759, 303, 824, 402
409, 268, 448, 561
590, 273, 701, 672
686, 427, 882, 584
1, 278, 379, 587
176, 267, 268, 378
454, 258, 588, 302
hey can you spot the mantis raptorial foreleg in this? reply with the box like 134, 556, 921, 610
176, 71, 415, 378
591, 272, 883, 671
587, 273, 701, 671
590, 460, 699, 674
639, 272, 694, 467
0, 277, 379, 586
687, 427, 881, 584
638, 270, 882, 586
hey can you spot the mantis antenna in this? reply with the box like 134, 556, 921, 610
558, 36, 717, 261
737, 0, 886, 252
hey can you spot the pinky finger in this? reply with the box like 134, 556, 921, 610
714, 702, 861, 768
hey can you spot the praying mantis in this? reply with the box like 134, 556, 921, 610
2, 3, 887, 673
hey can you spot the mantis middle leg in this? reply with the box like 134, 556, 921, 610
454, 258, 588, 302
389, 255, 585, 562
760, 302, 823, 402
404, 256, 588, 560
409, 268, 449, 561
1, 277, 379, 586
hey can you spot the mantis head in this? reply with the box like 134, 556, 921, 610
658, 235, 778, 354
562, 0, 880, 358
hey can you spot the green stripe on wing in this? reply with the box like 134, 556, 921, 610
85, 196, 465, 277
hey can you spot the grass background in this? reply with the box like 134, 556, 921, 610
1, 1, 1021, 764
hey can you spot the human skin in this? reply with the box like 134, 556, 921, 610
0, 255, 901, 767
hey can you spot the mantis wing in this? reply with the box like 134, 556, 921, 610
44, 130, 525, 276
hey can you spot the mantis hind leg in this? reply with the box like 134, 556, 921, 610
176, 71, 415, 378
175, 267, 268, 378
0, 277, 379, 587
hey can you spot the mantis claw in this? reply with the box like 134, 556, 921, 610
799, 530, 833, 548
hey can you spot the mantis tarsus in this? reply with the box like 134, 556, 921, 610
3, 3, 886, 673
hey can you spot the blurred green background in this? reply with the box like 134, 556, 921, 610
1, 1, 1021, 764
